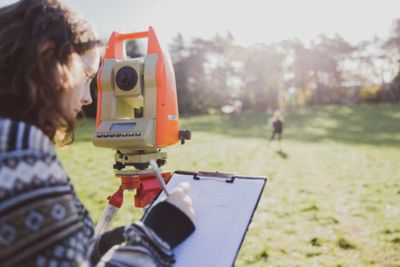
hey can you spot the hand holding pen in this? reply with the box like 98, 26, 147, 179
149, 159, 195, 223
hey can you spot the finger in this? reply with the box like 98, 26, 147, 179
170, 183, 191, 197
177, 182, 191, 194
187, 207, 196, 222
189, 207, 195, 217
182, 195, 192, 206
167, 193, 191, 207
170, 187, 186, 197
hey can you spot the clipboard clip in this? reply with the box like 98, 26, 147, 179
194, 171, 236, 183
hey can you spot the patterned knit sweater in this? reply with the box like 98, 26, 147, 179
0, 118, 195, 267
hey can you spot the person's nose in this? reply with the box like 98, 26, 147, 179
81, 87, 92, 106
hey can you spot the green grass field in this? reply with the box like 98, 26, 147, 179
57, 104, 400, 266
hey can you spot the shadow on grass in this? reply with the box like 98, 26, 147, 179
73, 104, 400, 147
276, 150, 289, 159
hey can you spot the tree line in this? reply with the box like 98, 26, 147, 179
168, 19, 400, 115
85, 19, 400, 117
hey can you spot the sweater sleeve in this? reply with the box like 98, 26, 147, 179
0, 152, 195, 267
1, 119, 196, 267
0, 149, 95, 267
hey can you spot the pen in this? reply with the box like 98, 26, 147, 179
149, 159, 170, 197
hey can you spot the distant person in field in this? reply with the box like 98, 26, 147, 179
269, 110, 284, 148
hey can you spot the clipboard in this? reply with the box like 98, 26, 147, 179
146, 170, 267, 267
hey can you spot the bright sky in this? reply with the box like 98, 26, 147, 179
2, 0, 400, 46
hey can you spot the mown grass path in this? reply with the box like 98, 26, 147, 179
58, 104, 400, 266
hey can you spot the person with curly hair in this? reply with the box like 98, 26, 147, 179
0, 1, 195, 266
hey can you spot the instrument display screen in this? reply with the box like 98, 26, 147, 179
110, 123, 136, 131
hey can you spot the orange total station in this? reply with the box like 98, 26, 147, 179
91, 27, 191, 209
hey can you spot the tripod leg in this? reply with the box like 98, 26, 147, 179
94, 204, 120, 237
94, 186, 124, 237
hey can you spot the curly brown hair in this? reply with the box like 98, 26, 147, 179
0, 0, 101, 144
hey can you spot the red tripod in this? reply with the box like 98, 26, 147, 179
95, 171, 172, 236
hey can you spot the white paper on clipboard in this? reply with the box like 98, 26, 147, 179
154, 172, 267, 267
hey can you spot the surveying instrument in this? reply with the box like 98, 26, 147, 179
92, 27, 191, 236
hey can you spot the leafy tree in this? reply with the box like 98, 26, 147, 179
385, 19, 400, 101
241, 43, 285, 111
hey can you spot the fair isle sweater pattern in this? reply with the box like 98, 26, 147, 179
0, 118, 94, 267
